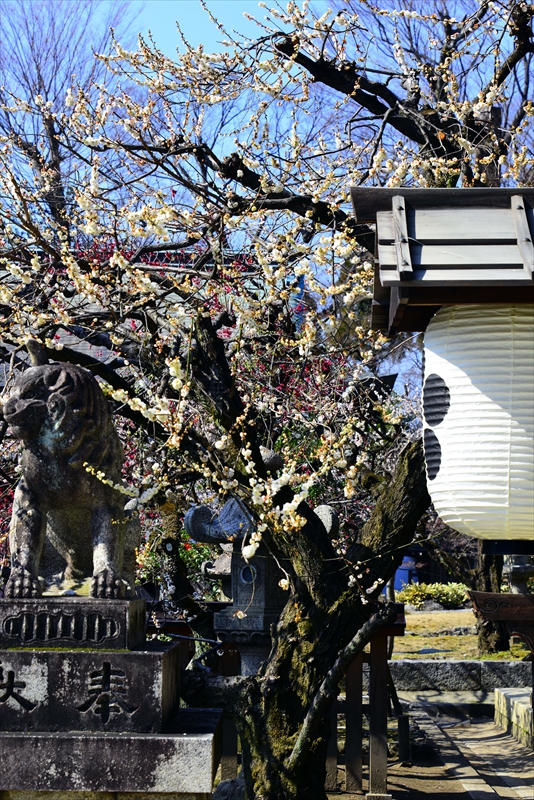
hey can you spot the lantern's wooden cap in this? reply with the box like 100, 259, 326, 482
351, 188, 534, 333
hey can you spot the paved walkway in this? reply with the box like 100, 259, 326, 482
412, 711, 533, 800
328, 696, 533, 800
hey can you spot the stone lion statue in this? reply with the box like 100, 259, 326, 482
1, 363, 139, 599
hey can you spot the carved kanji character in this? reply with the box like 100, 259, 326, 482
0, 662, 37, 711
77, 661, 138, 723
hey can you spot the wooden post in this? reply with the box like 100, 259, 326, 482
511, 195, 534, 277
367, 636, 391, 799
345, 653, 363, 793
386, 662, 411, 765
219, 643, 240, 780
397, 714, 411, 765
324, 694, 339, 791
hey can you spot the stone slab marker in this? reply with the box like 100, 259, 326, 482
0, 598, 222, 800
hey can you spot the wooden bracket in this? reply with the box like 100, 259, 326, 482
511, 195, 534, 278
388, 286, 410, 333
392, 196, 413, 280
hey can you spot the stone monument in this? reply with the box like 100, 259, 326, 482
0, 362, 221, 799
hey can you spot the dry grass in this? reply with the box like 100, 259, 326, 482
390, 609, 530, 660
392, 634, 480, 659
404, 609, 475, 635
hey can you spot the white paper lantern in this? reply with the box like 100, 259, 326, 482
423, 304, 534, 541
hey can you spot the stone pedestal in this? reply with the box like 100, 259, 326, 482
0, 641, 180, 732
0, 709, 222, 798
0, 597, 221, 799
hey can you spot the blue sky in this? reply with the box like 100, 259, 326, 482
126, 0, 262, 54
112, 0, 329, 56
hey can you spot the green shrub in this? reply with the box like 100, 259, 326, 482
395, 582, 468, 609
394, 583, 428, 609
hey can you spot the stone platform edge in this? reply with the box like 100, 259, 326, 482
0, 709, 222, 794
0, 794, 210, 800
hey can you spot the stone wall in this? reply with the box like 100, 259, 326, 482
386, 659, 531, 692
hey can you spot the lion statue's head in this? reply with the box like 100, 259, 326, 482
2, 363, 122, 474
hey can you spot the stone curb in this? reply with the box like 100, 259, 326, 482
386, 660, 531, 692
495, 688, 533, 749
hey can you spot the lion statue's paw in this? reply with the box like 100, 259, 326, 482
90, 568, 126, 599
4, 566, 42, 598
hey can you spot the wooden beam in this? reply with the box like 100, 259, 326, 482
511, 195, 534, 278
379, 243, 523, 268
388, 286, 410, 332
373, 262, 391, 303
371, 303, 390, 330
395, 306, 440, 332
392, 197, 412, 280
325, 699, 339, 791
469, 591, 534, 620
381, 268, 531, 287
400, 286, 534, 305
377, 207, 516, 245
345, 654, 363, 793
368, 636, 389, 797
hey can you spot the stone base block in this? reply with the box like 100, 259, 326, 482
479, 660, 533, 690
0, 641, 180, 733
0, 709, 221, 796
494, 687, 533, 749
0, 794, 208, 800
0, 598, 146, 650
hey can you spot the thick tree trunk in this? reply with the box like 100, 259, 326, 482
423, 521, 510, 654
476, 543, 509, 654
182, 440, 430, 800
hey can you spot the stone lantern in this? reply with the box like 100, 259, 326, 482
185, 497, 288, 675
185, 496, 339, 675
